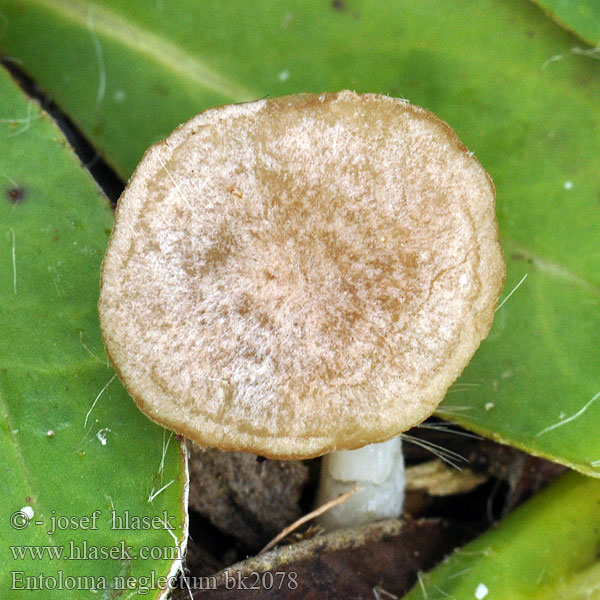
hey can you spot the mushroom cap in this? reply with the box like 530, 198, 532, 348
99, 91, 505, 459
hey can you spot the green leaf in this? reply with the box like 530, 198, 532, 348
402, 471, 600, 599
0, 66, 187, 598
530, 0, 600, 46
1, 0, 599, 474
438, 248, 600, 477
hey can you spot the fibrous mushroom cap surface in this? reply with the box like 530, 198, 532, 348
99, 91, 505, 459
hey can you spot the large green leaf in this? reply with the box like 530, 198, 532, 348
531, 0, 600, 46
1, 0, 599, 474
0, 66, 187, 598
402, 471, 600, 599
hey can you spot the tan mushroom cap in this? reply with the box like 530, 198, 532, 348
99, 91, 505, 459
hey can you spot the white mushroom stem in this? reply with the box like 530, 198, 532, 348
316, 435, 405, 530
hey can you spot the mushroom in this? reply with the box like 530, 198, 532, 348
99, 91, 505, 528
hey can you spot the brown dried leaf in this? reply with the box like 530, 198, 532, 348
173, 518, 472, 599
187, 444, 308, 551
405, 459, 488, 496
